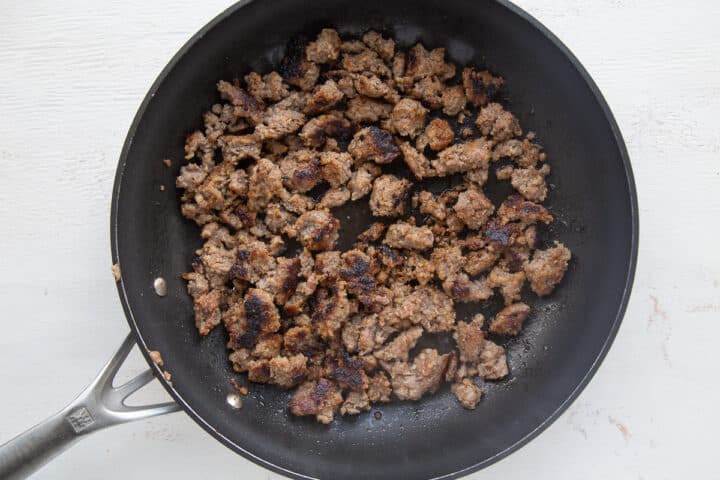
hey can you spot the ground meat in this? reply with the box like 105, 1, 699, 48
383, 222, 434, 251
365, 372, 391, 403
357, 222, 387, 243
443, 274, 493, 303
217, 80, 264, 124
462, 68, 503, 107
255, 107, 306, 141
348, 126, 401, 164
511, 164, 551, 202
464, 248, 501, 276
179, 29, 571, 423
348, 163, 381, 200
247, 158, 284, 211
354, 74, 397, 101
452, 379, 483, 409
374, 326, 423, 362
475, 103, 522, 141
299, 112, 353, 148
343, 48, 391, 78
362, 31, 395, 62
341, 391, 371, 415
280, 38, 321, 91
245, 71, 289, 102
454, 188, 495, 229
415, 191, 447, 221
454, 314, 485, 363
441, 85, 467, 116
497, 194, 553, 225
423, 119, 455, 151
381, 286, 455, 333
289, 378, 344, 424
306, 28, 342, 64
383, 349, 453, 401
478, 340, 509, 380
305, 80, 344, 115
432, 139, 492, 176
410, 76, 444, 109
405, 44, 455, 81
490, 302, 531, 336
318, 152, 353, 189
391, 98, 428, 138
524, 242, 571, 296
398, 142, 431, 180
487, 266, 526, 306
267, 354, 308, 388
279, 150, 321, 193
345, 96, 393, 122
294, 210, 340, 251
232, 240, 276, 283
369, 174, 412, 217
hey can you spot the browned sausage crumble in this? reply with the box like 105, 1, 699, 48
176, 29, 571, 423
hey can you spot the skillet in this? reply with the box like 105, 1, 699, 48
0, 0, 638, 478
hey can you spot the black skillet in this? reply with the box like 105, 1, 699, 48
0, 0, 638, 478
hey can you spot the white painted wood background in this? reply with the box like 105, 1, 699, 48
1, 1, 718, 478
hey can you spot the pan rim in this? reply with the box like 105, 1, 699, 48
109, 0, 639, 478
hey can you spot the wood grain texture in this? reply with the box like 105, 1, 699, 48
0, 1, 718, 479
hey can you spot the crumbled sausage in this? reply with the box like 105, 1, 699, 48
398, 141, 432, 179
348, 126, 401, 165
454, 314, 485, 363
179, 29, 572, 423
345, 96, 394, 122
490, 302, 531, 336
441, 85, 467, 116
452, 379, 483, 409
362, 31, 395, 62
348, 163, 381, 200
383, 349, 453, 400
462, 67, 503, 107
306, 28, 342, 64
245, 71, 289, 102
289, 378, 344, 424
294, 210, 340, 251
432, 139, 492, 176
453, 188, 495, 229
279, 149, 321, 193
475, 103, 522, 141
511, 164, 551, 202
524, 242, 571, 296
369, 174, 412, 217
374, 326, 423, 362
487, 266, 526, 305
424, 118, 455, 151
497, 195, 553, 225
383, 222, 434, 251
299, 112, 353, 148
391, 98, 428, 138
478, 340, 509, 380
305, 80, 344, 115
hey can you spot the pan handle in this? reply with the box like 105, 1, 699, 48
0, 333, 180, 479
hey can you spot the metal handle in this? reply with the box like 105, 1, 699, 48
0, 333, 180, 479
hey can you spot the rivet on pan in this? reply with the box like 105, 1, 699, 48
153, 277, 167, 297
226, 393, 243, 409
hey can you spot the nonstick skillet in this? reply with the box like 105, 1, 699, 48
0, 0, 638, 478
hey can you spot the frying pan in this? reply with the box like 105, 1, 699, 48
0, 0, 638, 478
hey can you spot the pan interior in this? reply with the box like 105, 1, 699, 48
112, 1, 636, 479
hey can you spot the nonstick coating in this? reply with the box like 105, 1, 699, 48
110, 1, 638, 478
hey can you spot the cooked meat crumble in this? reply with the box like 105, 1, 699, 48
177, 29, 572, 422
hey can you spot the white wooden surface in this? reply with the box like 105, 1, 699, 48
1, 1, 718, 479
